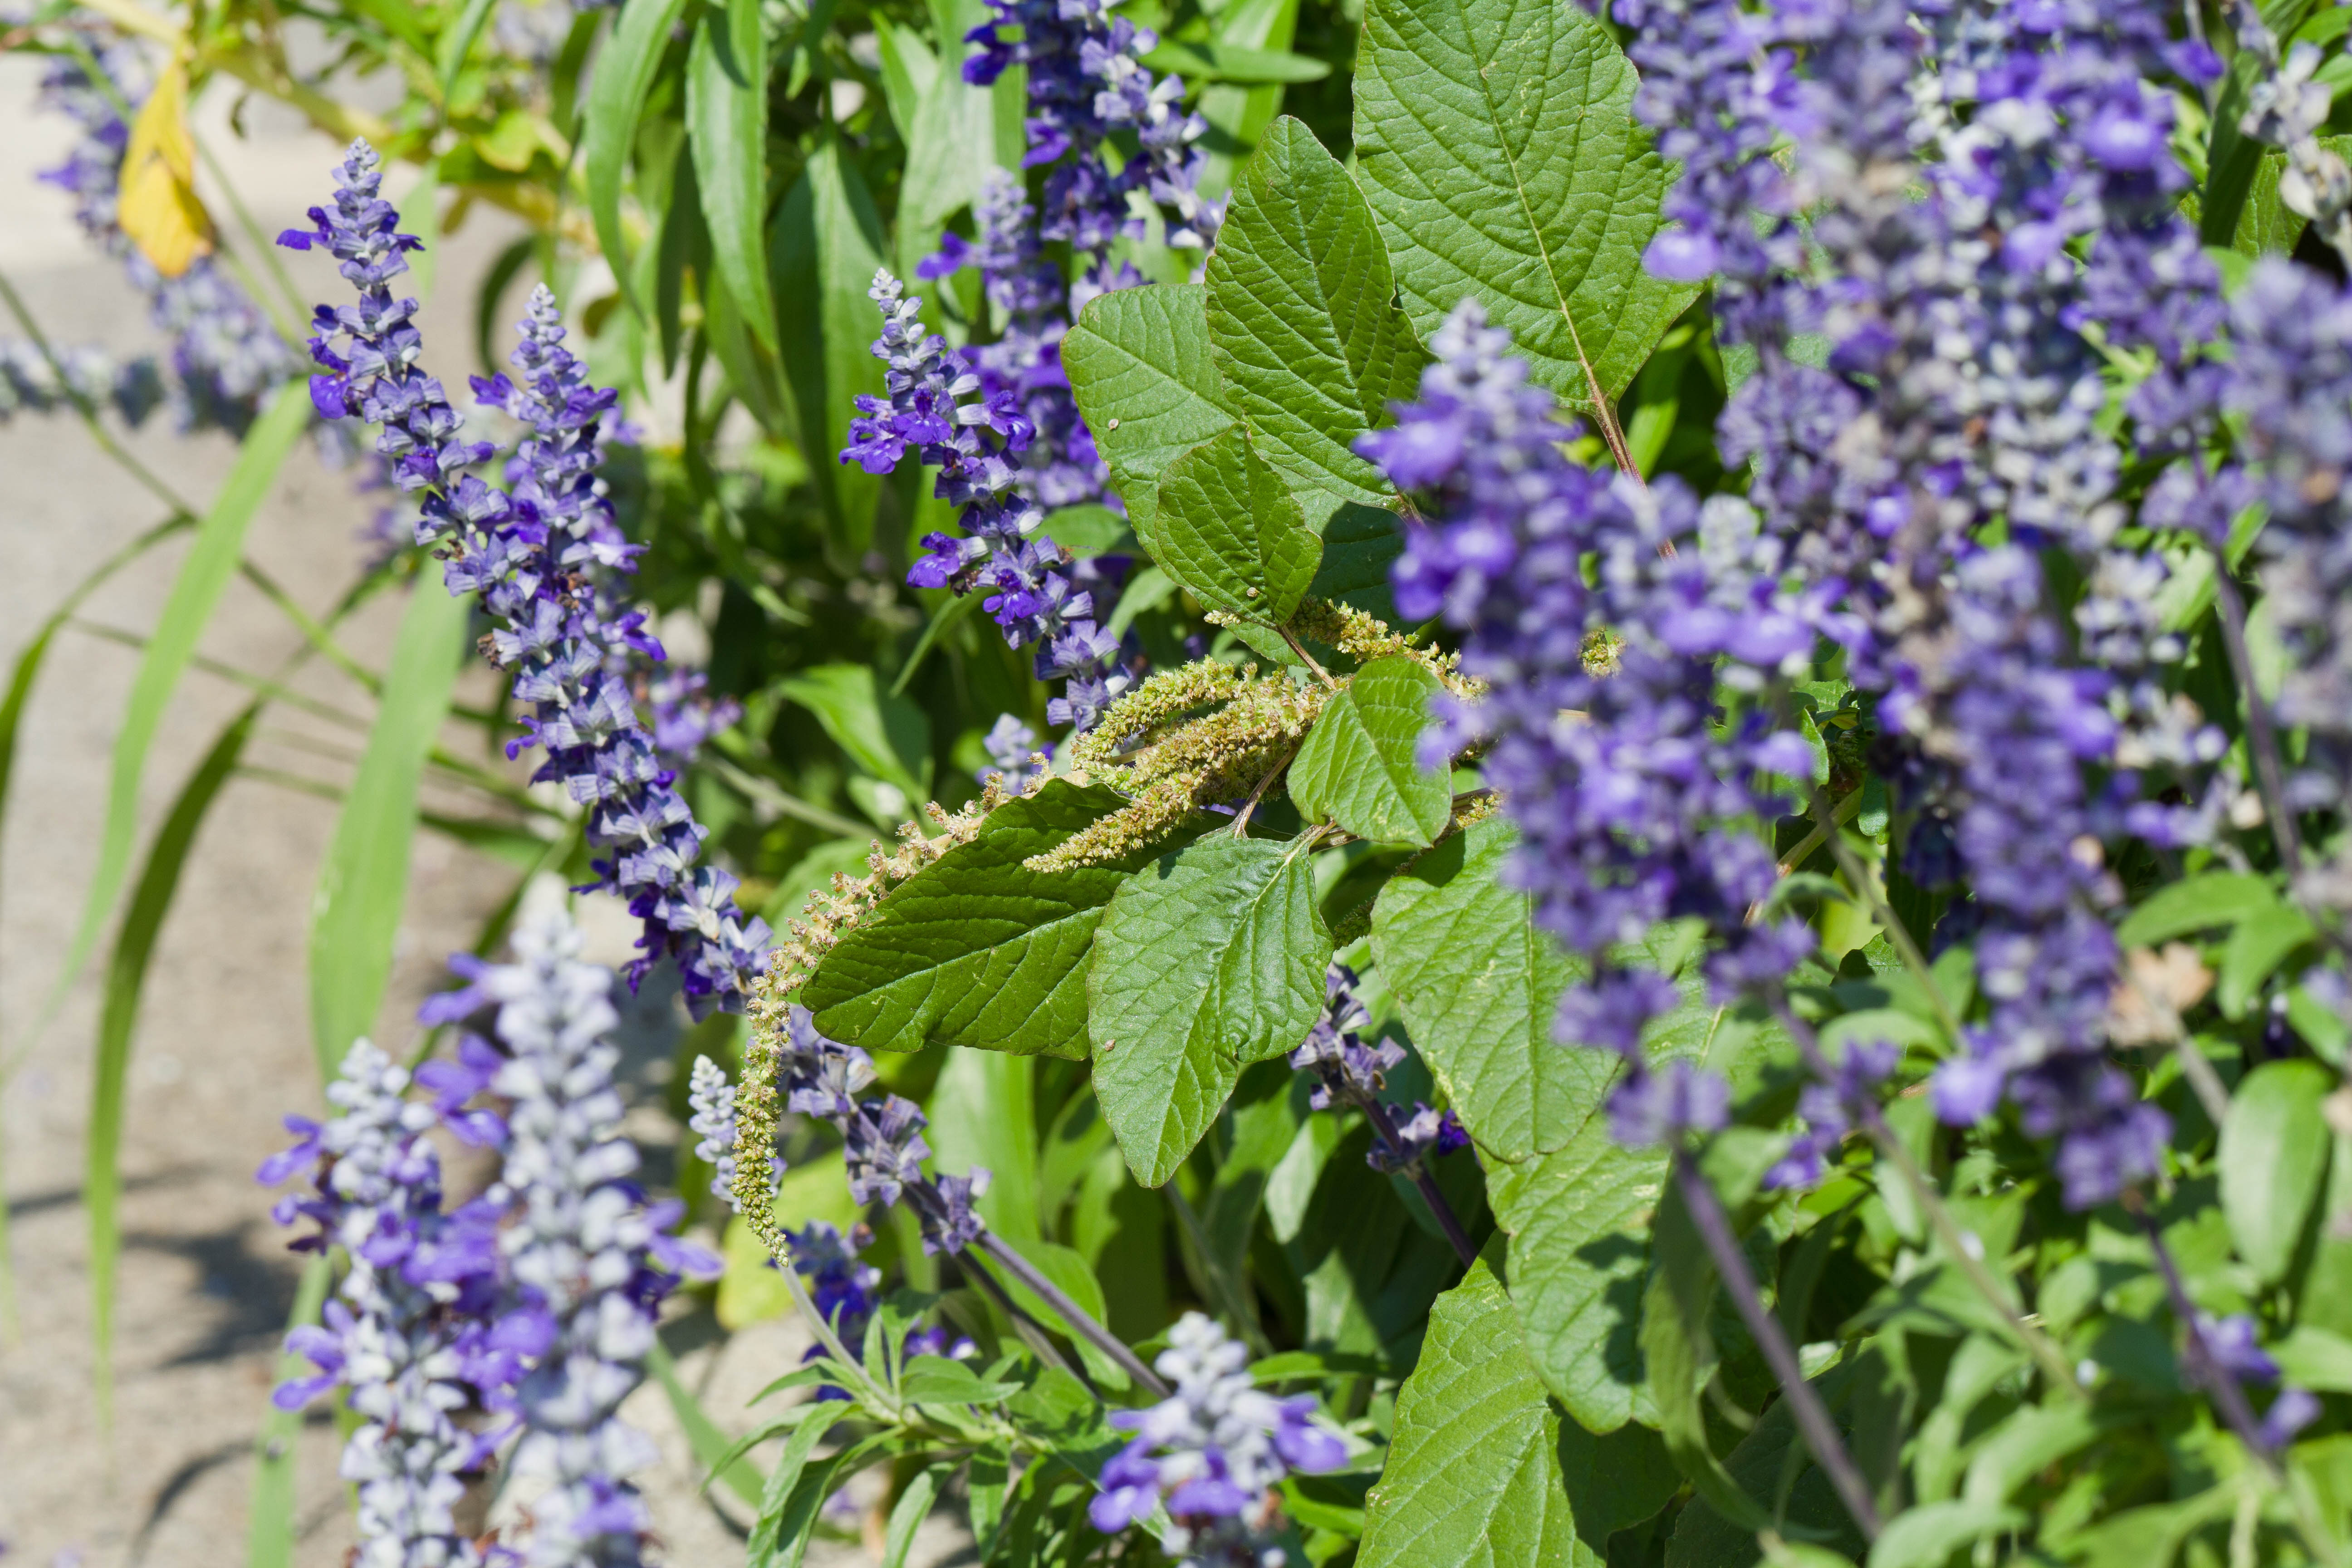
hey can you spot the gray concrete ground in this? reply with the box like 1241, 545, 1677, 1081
0, 53, 943, 1568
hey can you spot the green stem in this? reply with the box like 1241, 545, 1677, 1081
0, 266, 199, 519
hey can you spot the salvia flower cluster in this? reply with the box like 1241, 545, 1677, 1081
279, 140, 769, 1013
1363, 300, 1818, 1147
263, 897, 714, 1567
1091, 1313, 1345, 1568
1290, 965, 1467, 1174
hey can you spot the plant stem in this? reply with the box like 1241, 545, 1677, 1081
973, 1230, 1171, 1397
1768, 996, 2084, 1399
1798, 779, 1966, 1046
0, 266, 200, 520
1672, 1150, 1881, 1541
1360, 1099, 1479, 1268
1165, 1182, 1274, 1357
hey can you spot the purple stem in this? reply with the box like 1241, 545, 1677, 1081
1362, 1100, 1480, 1269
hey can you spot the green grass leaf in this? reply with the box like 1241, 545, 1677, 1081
1372, 818, 1604, 1160
2114, 870, 2279, 947
585, 0, 692, 316
773, 140, 890, 554
1288, 656, 1450, 846
309, 580, 470, 1078
244, 1253, 332, 1568
1359, 1257, 1678, 1567
435, 0, 501, 104
1088, 833, 1333, 1186
896, 0, 1006, 239
2220, 1058, 2333, 1285
648, 1335, 766, 1506
50, 386, 307, 1054
803, 780, 1209, 1059
747, 1405, 851, 1568
1063, 284, 1239, 533
777, 662, 931, 805
1145, 425, 1321, 625
1352, 0, 1695, 408
1205, 117, 1425, 507
1142, 38, 1331, 82
688, 0, 778, 355
91, 703, 262, 1418
926, 1048, 1042, 1239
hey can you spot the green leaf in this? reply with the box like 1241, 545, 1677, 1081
1372, 818, 1601, 1162
746, 1406, 852, 1568
2271, 1325, 2352, 1392
778, 662, 931, 804
899, 1353, 1026, 1406
1289, 656, 1450, 846
804, 781, 1210, 1059
1089, 833, 1335, 1185
1360, 1257, 1679, 1568
584, 0, 692, 315
897, 8, 1005, 236
1865, 1503, 2026, 1568
309, 581, 468, 1077
435, 0, 500, 103
2217, 902, 2317, 1019
688, 0, 777, 355
1142, 38, 1332, 82
1196, 0, 1305, 201
1352, 0, 1695, 408
1307, 500, 1408, 623
244, 1253, 332, 1568
1063, 284, 1238, 533
880, 1463, 948, 1568
1145, 426, 1321, 623
648, 1336, 765, 1505
1205, 117, 1425, 506
91, 704, 260, 1417
925, 1049, 1040, 1239
772, 139, 889, 553
2114, 871, 2279, 947
50, 386, 308, 1039
2220, 1058, 2333, 1285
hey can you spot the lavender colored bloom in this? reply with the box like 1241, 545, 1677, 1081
1362, 304, 1812, 1146
1289, 964, 1467, 1173
687, 1054, 780, 1210
458, 895, 717, 1568
1764, 1039, 1900, 1190
260, 1039, 505, 1568
280, 142, 769, 1014
786, 1220, 882, 1336
843, 273, 1132, 732
1092, 1313, 1343, 1566
643, 666, 742, 765
0, 338, 166, 428
978, 713, 1051, 790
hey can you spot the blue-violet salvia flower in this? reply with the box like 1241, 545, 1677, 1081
1093, 1313, 1345, 1568
1289, 965, 1467, 1174
281, 140, 770, 1015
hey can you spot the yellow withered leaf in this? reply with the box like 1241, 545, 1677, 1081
118, 60, 213, 279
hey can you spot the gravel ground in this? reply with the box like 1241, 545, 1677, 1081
0, 54, 951, 1568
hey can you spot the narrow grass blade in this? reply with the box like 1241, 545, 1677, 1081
436, 0, 500, 105
689, 0, 777, 354
586, 0, 693, 315
648, 1334, 767, 1506
90, 702, 263, 1421
245, 1252, 332, 1568
308, 581, 470, 1079
44, 386, 309, 1045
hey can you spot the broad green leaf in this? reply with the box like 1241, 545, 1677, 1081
1205, 117, 1425, 506
873, 20, 937, 145
688, 0, 777, 355
1145, 426, 1320, 623
704, 267, 793, 436
244, 1253, 331, 1568
1863, 1503, 2026, 1568
804, 782, 1209, 1059
1352, 0, 1695, 408
1358, 1258, 1577, 1565
309, 581, 468, 1077
1142, 39, 1331, 82
1361, 1258, 1680, 1568
1089, 833, 1334, 1185
2272, 1325, 2352, 1391
583, 0, 691, 314
925, 1049, 1041, 1239
647, 1337, 764, 1505
897, 0, 1005, 236
2115, 871, 2279, 947
772, 140, 889, 553
1372, 818, 1601, 1162
1063, 284, 1238, 532
2218, 902, 2317, 1018
778, 662, 931, 804
2221, 1058, 2332, 1284
1307, 500, 1407, 624
1289, 656, 1450, 846
50, 386, 308, 1038
1661, 1356, 1877, 1568
92, 704, 260, 1417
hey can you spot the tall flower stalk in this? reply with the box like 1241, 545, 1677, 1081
278, 140, 769, 1013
